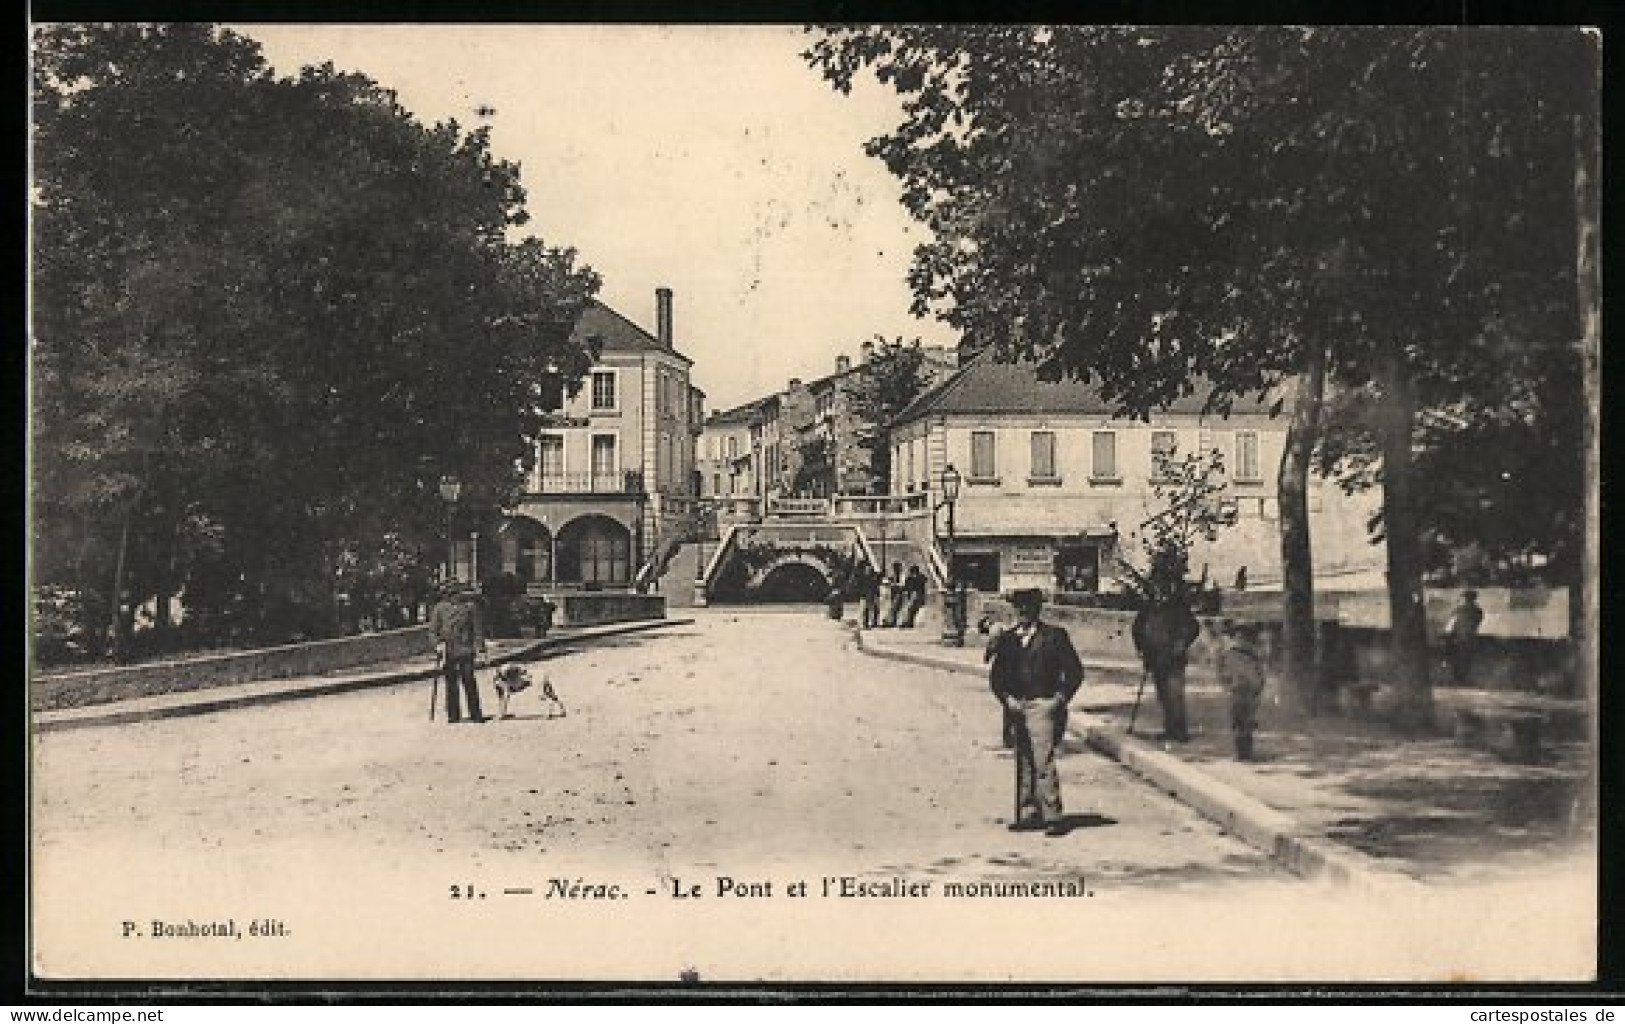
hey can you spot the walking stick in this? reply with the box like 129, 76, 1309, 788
429, 651, 441, 721
1127, 668, 1150, 736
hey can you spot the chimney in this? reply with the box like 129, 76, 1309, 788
656, 287, 673, 349
836, 355, 851, 374
787, 378, 802, 392
861, 341, 876, 363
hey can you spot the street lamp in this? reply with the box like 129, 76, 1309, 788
936, 463, 965, 647
439, 475, 462, 583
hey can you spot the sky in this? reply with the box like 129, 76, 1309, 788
235, 24, 959, 412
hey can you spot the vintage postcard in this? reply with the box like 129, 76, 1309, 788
27, 23, 1600, 989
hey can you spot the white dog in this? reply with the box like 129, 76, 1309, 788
491, 664, 566, 720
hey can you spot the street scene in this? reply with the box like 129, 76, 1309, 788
28, 24, 1598, 987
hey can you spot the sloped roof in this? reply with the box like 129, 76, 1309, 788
706, 396, 770, 427
570, 300, 692, 363
893, 351, 1283, 425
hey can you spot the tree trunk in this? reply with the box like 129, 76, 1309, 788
1572, 103, 1600, 828
1374, 348, 1434, 732
108, 511, 134, 664
1278, 344, 1327, 714
154, 512, 179, 645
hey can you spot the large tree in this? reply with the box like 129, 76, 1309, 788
841, 336, 935, 494
32, 24, 599, 655
807, 26, 1593, 730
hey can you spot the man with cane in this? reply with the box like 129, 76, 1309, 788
428, 581, 488, 724
986, 589, 1084, 837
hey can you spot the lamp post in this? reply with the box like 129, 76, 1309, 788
937, 463, 965, 647
438, 475, 462, 583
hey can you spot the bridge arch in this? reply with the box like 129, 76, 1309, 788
750, 553, 836, 603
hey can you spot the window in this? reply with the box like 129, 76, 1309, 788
905, 438, 916, 489
591, 435, 617, 488
591, 370, 617, 411
1151, 430, 1177, 479
970, 431, 997, 481
1029, 431, 1058, 482
1091, 431, 1119, 481
712, 473, 722, 496
1236, 431, 1262, 482
538, 435, 564, 479
727, 436, 739, 461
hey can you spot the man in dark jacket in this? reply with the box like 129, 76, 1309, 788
987, 589, 1085, 836
858, 562, 881, 629
429, 582, 488, 724
1132, 596, 1201, 742
900, 565, 928, 627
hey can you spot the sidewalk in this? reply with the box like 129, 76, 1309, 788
854, 622, 1595, 890
34, 618, 690, 733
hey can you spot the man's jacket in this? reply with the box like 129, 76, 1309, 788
1132, 601, 1200, 674
430, 598, 486, 657
988, 623, 1085, 702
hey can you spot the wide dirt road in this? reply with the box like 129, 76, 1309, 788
36, 610, 1545, 983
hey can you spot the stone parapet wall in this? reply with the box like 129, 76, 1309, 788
554, 592, 666, 627
32, 626, 434, 712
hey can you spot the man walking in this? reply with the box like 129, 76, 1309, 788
1131, 594, 1201, 743
429, 581, 488, 724
987, 589, 1084, 837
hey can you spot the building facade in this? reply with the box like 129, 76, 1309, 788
466, 288, 698, 591
697, 402, 761, 501
889, 355, 1383, 596
806, 343, 958, 497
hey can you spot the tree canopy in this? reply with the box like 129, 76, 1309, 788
807, 26, 1595, 726
32, 23, 600, 656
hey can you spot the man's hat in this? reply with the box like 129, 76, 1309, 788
1009, 588, 1045, 610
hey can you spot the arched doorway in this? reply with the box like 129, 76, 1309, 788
556, 514, 632, 588
498, 517, 553, 586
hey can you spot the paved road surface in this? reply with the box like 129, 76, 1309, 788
37, 610, 1565, 982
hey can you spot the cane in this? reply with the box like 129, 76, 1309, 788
429, 650, 442, 721
1127, 668, 1150, 736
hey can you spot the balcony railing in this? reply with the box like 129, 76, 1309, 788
830, 493, 930, 517
529, 470, 646, 495
767, 497, 831, 518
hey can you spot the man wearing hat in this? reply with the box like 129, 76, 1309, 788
429, 581, 488, 724
986, 588, 1084, 837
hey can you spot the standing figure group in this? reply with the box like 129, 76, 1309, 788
857, 560, 928, 629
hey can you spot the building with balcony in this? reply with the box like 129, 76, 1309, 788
467, 288, 698, 591
887, 353, 1384, 597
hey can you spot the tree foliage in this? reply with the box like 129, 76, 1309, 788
31, 23, 600, 658
1114, 447, 1232, 606
807, 25, 1594, 729
840, 336, 935, 493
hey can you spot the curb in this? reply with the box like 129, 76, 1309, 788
852, 628, 1422, 891
34, 618, 691, 734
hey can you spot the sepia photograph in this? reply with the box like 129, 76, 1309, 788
26, 21, 1601, 990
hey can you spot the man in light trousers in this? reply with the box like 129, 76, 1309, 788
986, 589, 1084, 837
